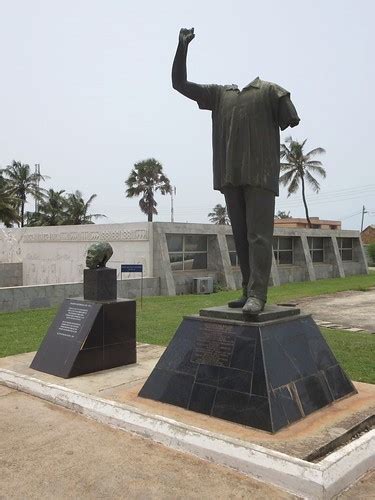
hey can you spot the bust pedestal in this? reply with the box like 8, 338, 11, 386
30, 267, 136, 378
83, 267, 117, 301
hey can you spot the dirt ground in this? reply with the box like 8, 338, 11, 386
1, 386, 374, 499
0, 387, 297, 500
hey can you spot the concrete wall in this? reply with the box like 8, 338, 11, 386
313, 263, 334, 280
152, 224, 368, 295
277, 265, 306, 284
0, 277, 160, 313
0, 222, 368, 301
0, 263, 23, 287
0, 223, 152, 286
152, 222, 236, 296
173, 271, 218, 295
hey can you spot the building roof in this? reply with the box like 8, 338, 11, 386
274, 217, 341, 228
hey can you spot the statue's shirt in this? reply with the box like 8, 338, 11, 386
195, 77, 299, 195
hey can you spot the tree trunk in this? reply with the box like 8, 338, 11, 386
300, 174, 311, 228
147, 190, 153, 222
21, 201, 24, 227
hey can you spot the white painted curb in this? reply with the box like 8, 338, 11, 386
1, 369, 374, 499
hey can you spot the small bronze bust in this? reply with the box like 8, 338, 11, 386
85, 242, 113, 269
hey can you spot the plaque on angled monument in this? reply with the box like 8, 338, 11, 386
31, 242, 136, 378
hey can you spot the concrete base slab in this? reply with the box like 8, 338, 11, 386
297, 290, 375, 333
1, 345, 374, 499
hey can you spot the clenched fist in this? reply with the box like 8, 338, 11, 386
179, 27, 195, 46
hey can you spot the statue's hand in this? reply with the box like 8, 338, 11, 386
179, 27, 195, 46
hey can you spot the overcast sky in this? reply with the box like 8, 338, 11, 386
1, 0, 374, 230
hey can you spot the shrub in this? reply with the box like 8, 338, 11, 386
368, 243, 375, 264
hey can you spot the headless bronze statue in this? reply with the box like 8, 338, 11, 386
172, 28, 300, 314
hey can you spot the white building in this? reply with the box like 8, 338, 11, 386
0, 222, 368, 311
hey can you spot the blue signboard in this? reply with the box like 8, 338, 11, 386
121, 264, 143, 273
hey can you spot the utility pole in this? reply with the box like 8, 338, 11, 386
360, 205, 368, 232
34, 163, 40, 213
170, 186, 176, 223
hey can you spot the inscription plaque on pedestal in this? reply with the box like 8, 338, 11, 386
56, 301, 99, 340
191, 323, 236, 367
30, 298, 136, 378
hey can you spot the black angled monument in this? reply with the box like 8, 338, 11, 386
31, 242, 136, 378
139, 305, 356, 433
138, 28, 357, 432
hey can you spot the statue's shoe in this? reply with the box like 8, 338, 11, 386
242, 297, 265, 315
228, 295, 247, 308
228, 286, 248, 308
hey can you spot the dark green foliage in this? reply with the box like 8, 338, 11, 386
367, 243, 375, 264
26, 189, 67, 226
0, 173, 19, 226
62, 190, 105, 225
1, 161, 105, 226
1, 161, 46, 227
125, 158, 172, 222
275, 210, 291, 219
27, 190, 105, 226
280, 138, 326, 228
208, 204, 230, 225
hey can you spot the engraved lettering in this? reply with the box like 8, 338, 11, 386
23, 229, 149, 243
56, 302, 92, 339
191, 323, 236, 367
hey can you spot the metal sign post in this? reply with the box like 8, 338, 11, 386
121, 264, 144, 308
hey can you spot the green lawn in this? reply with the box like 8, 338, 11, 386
1, 272, 374, 383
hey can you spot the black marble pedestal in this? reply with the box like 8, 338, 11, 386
139, 306, 356, 433
84, 267, 117, 301
200, 304, 300, 322
30, 298, 136, 378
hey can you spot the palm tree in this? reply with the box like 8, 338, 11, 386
26, 189, 67, 226
0, 174, 19, 227
1, 161, 46, 227
208, 204, 230, 225
125, 158, 172, 222
279, 137, 326, 228
275, 210, 291, 219
63, 190, 105, 225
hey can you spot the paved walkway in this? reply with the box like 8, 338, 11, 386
1, 372, 374, 499
0, 386, 296, 500
1, 386, 373, 499
296, 289, 375, 333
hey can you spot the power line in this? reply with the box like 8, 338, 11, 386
279, 186, 375, 204
341, 211, 362, 221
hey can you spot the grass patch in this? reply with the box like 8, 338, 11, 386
0, 307, 57, 358
267, 271, 375, 303
1, 272, 374, 382
321, 328, 375, 383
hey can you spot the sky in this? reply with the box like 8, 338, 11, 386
0, 0, 374, 230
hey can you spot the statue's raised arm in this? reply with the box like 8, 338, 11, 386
172, 28, 221, 111
172, 28, 195, 96
172, 28, 213, 104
